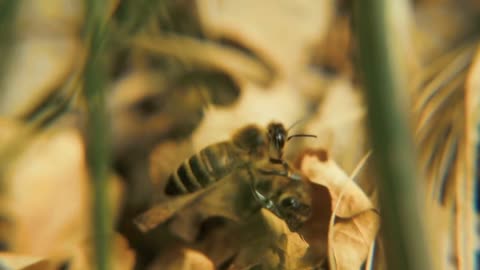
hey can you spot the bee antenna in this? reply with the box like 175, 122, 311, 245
287, 134, 317, 141
287, 118, 309, 132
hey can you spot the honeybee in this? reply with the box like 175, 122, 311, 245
163, 121, 316, 196
160, 121, 315, 230
136, 167, 312, 233
253, 172, 312, 231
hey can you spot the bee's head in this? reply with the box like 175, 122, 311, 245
279, 196, 311, 230
267, 121, 317, 161
271, 180, 312, 231
267, 122, 287, 160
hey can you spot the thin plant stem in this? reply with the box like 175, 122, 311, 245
354, 1, 433, 270
0, 0, 20, 97
84, 1, 111, 270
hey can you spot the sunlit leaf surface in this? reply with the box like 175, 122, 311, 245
0, 0, 479, 269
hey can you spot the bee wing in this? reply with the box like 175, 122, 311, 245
135, 168, 258, 233
134, 180, 223, 232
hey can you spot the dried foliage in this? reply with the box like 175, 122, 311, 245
0, 0, 479, 270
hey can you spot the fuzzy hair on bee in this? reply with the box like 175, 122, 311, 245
163, 121, 316, 196
164, 124, 268, 195
156, 121, 316, 232
253, 170, 313, 231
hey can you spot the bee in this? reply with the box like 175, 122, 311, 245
160, 121, 315, 231
253, 172, 312, 231
164, 121, 316, 196
136, 168, 313, 233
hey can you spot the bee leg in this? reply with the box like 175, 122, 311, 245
257, 167, 303, 181
257, 168, 287, 177
246, 169, 283, 218
281, 160, 304, 181
251, 187, 283, 218
268, 158, 302, 181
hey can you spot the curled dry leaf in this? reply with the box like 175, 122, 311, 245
131, 34, 273, 86
0, 253, 53, 270
139, 169, 258, 242
110, 70, 217, 158
299, 151, 380, 270
227, 209, 310, 270
191, 85, 309, 152
299, 79, 367, 176
310, 13, 354, 78
68, 234, 135, 270
147, 248, 215, 270
413, 2, 479, 63
134, 189, 212, 233
109, 71, 169, 156
16, 0, 84, 35
0, 37, 81, 118
149, 139, 194, 193
0, 0, 83, 118
197, 0, 333, 76
136, 169, 310, 269
412, 41, 479, 269
2, 127, 131, 268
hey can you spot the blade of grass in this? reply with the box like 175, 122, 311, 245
114, 0, 161, 34
460, 45, 480, 270
130, 34, 274, 85
0, 0, 20, 96
354, 2, 433, 270
84, 1, 111, 270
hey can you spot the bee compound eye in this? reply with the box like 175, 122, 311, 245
276, 133, 285, 147
280, 197, 299, 208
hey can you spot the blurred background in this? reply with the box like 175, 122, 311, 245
0, 0, 479, 269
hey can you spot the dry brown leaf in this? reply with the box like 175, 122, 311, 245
300, 79, 367, 175
301, 154, 374, 218
311, 14, 353, 78
197, 0, 333, 76
456, 44, 480, 270
165, 170, 258, 242
16, 0, 84, 35
412, 41, 479, 270
134, 190, 212, 233
149, 139, 194, 192
0, 0, 84, 118
300, 152, 380, 270
136, 168, 311, 269
5, 128, 91, 260
3, 127, 128, 267
0, 118, 24, 145
131, 34, 273, 86
413, 2, 479, 63
191, 85, 309, 152
68, 234, 135, 270
109, 71, 170, 156
0, 37, 81, 118
228, 209, 310, 270
135, 168, 256, 238
0, 253, 53, 270
148, 248, 215, 270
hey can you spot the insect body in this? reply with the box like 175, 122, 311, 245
164, 122, 316, 196
253, 173, 313, 231
136, 167, 313, 233
165, 124, 267, 195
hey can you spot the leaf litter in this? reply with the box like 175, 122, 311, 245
0, 0, 479, 269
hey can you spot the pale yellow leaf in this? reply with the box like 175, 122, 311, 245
197, 0, 333, 76
300, 153, 380, 269
3, 127, 126, 266
148, 248, 214, 270
0, 253, 52, 270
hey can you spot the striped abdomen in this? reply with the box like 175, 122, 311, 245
165, 142, 243, 195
